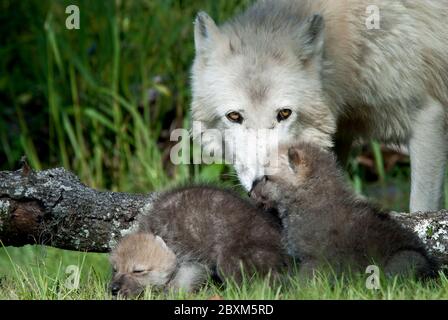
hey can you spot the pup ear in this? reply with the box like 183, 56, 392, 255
194, 11, 221, 55
297, 14, 325, 63
287, 147, 302, 171
155, 235, 169, 250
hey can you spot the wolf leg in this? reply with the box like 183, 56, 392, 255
409, 97, 448, 212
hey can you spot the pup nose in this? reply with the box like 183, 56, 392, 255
249, 176, 266, 197
111, 284, 120, 296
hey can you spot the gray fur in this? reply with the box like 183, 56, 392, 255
250, 142, 439, 279
138, 185, 287, 283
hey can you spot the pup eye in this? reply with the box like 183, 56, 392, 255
226, 111, 243, 124
133, 269, 147, 274
277, 109, 292, 122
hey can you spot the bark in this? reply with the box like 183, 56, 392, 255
0, 162, 154, 252
0, 163, 447, 265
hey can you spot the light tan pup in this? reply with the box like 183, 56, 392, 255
109, 232, 207, 297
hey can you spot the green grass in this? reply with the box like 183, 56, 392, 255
0, 0, 447, 300
0, 0, 253, 191
1, 247, 448, 300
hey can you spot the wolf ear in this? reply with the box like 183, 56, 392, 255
298, 14, 325, 63
287, 147, 302, 172
194, 11, 221, 55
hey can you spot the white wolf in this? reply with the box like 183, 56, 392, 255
190, 0, 448, 213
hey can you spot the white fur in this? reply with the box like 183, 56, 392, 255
191, 0, 448, 211
169, 262, 208, 293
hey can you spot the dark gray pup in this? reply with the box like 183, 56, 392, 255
138, 185, 287, 283
251, 143, 438, 279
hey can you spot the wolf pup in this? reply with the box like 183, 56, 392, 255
191, 0, 448, 213
250, 142, 438, 279
109, 232, 208, 297
137, 186, 286, 284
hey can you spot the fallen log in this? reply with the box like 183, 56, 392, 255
0, 162, 447, 265
0, 163, 153, 252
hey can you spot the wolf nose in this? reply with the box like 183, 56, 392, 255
111, 284, 120, 296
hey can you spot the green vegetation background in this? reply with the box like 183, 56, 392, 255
0, 0, 447, 299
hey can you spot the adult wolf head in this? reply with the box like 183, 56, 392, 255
190, 8, 336, 190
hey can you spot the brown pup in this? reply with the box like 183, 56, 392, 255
250, 143, 438, 279
137, 186, 286, 285
110, 186, 287, 297
109, 232, 208, 297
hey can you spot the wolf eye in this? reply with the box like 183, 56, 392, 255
226, 111, 243, 124
277, 109, 292, 122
